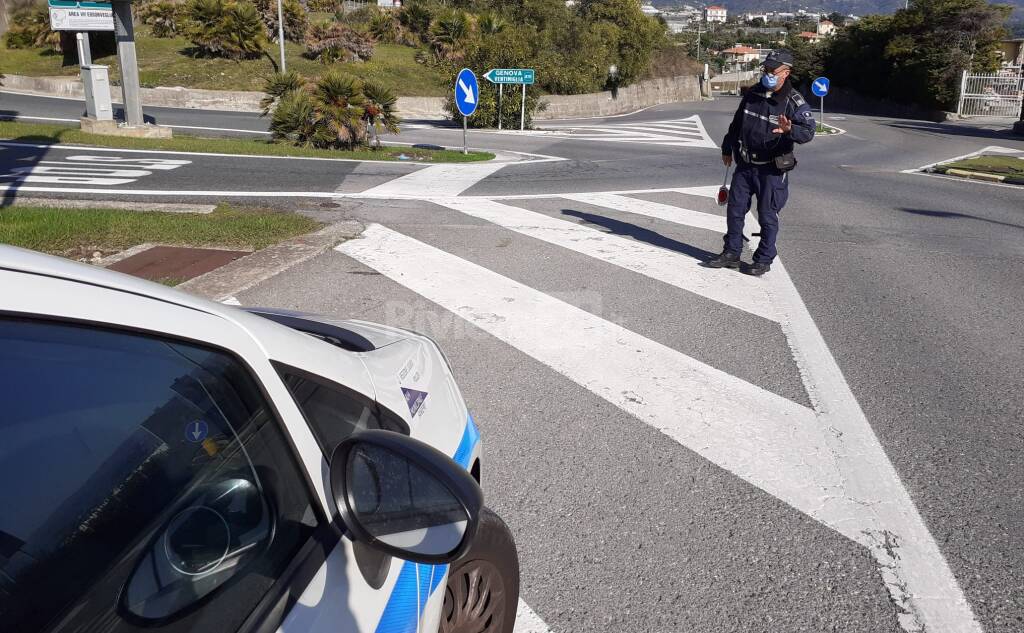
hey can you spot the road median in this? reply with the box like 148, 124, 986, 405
0, 120, 495, 163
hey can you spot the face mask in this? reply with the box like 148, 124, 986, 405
761, 72, 779, 89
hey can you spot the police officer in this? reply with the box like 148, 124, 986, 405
707, 50, 815, 276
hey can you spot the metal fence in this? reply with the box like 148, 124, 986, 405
957, 67, 1024, 118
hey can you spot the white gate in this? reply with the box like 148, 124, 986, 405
957, 67, 1024, 118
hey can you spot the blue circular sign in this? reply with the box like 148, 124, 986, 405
811, 77, 830, 97
185, 420, 209, 443
455, 68, 479, 117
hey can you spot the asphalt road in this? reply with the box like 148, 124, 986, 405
2, 90, 1022, 633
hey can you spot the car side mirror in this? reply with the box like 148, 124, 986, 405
329, 429, 483, 564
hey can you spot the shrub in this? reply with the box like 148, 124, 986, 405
3, 2, 60, 52
253, 0, 307, 42
397, 1, 432, 43
304, 22, 375, 63
185, 0, 267, 59
260, 70, 306, 115
138, 0, 184, 38
306, 0, 336, 11
265, 70, 398, 150
429, 11, 471, 63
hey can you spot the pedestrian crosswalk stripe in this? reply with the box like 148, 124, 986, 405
438, 197, 778, 322
561, 192, 729, 234
537, 115, 718, 149
337, 225, 830, 511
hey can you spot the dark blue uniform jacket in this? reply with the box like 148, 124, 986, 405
721, 80, 815, 164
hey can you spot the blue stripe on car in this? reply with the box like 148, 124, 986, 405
374, 414, 479, 633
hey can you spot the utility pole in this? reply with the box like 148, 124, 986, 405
112, 0, 143, 126
277, 0, 286, 71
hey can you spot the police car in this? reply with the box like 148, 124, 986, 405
0, 245, 519, 633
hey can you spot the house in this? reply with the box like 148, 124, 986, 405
817, 19, 836, 36
743, 12, 769, 23
704, 5, 727, 23
797, 31, 823, 44
722, 45, 759, 71
376, 0, 401, 7
998, 38, 1024, 67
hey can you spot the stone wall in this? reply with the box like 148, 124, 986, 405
536, 75, 701, 120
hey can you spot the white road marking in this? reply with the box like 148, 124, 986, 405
358, 162, 509, 197
537, 115, 718, 149
514, 599, 551, 633
438, 197, 778, 322
562, 192, 725, 233
2, 154, 190, 186
900, 144, 1023, 174
339, 221, 981, 633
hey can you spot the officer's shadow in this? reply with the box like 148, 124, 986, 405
560, 208, 717, 263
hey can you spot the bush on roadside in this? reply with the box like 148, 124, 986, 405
397, 1, 433, 44
138, 0, 185, 38
306, 0, 337, 11
265, 69, 401, 150
304, 22, 375, 63
252, 0, 307, 42
185, 0, 267, 59
3, 1, 61, 52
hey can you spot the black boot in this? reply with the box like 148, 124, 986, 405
742, 261, 771, 276
705, 250, 741, 269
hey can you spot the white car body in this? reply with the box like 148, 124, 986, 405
0, 245, 482, 633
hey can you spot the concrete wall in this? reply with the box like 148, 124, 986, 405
536, 75, 701, 120
1, 73, 703, 120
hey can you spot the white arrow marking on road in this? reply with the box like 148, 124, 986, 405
339, 222, 981, 633
458, 78, 476, 104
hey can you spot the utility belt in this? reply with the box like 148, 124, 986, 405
738, 146, 797, 172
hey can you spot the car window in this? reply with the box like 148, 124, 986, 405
0, 318, 320, 633
276, 365, 407, 457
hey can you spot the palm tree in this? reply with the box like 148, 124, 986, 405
361, 81, 401, 148
429, 11, 470, 62
312, 71, 367, 148
261, 70, 305, 116
478, 12, 506, 35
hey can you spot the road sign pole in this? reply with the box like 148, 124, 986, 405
112, 0, 143, 126
820, 95, 824, 130
498, 83, 503, 130
520, 83, 526, 131
463, 116, 468, 155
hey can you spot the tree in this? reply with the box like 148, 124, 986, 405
361, 81, 401, 147
579, 0, 666, 85
253, 0, 307, 42
185, 0, 267, 59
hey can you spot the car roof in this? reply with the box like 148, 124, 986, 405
0, 245, 376, 397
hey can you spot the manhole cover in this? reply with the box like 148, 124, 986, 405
108, 246, 248, 285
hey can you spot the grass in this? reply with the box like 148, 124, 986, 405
816, 122, 839, 134
0, 32, 447, 96
0, 203, 321, 260
937, 155, 1024, 178
0, 120, 495, 162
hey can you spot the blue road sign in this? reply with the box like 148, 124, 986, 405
185, 420, 209, 443
455, 68, 479, 117
811, 77, 830, 98
484, 68, 536, 85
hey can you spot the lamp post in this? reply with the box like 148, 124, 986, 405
277, 0, 286, 71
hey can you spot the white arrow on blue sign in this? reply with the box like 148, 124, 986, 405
811, 77, 830, 97
455, 68, 479, 117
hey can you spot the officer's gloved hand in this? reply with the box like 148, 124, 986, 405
772, 115, 793, 135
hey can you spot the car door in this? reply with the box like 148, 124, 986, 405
0, 269, 437, 633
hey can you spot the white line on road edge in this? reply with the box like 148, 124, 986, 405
438, 197, 778, 322
339, 224, 981, 633
514, 599, 552, 633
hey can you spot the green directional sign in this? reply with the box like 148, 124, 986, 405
484, 68, 536, 85
48, 0, 113, 31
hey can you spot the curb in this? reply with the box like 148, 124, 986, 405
178, 221, 363, 301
